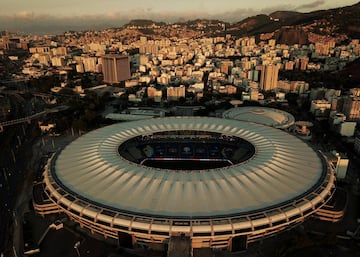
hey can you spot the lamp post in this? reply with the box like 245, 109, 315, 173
74, 241, 81, 257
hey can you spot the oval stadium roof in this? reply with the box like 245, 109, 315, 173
222, 107, 295, 129
52, 117, 324, 218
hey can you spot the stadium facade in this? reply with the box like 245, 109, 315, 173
34, 117, 336, 251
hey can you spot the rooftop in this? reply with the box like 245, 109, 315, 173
222, 107, 295, 129
51, 117, 326, 218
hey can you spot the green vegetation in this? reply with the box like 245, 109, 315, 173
28, 75, 60, 92
279, 70, 356, 90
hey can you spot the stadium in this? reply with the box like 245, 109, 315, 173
34, 117, 336, 251
222, 107, 295, 129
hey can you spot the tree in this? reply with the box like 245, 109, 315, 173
178, 96, 186, 105
28, 75, 61, 92
55, 117, 71, 132
84, 109, 98, 124
285, 92, 299, 107
72, 119, 88, 132
58, 87, 75, 95
31, 126, 41, 138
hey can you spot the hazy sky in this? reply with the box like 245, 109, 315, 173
0, 0, 358, 34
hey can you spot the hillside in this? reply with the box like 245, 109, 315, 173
274, 27, 309, 45
112, 2, 360, 44
226, 15, 276, 36
340, 57, 360, 83
220, 2, 360, 44
123, 19, 167, 28
269, 11, 302, 21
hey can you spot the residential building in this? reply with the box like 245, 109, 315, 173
260, 64, 279, 91
102, 54, 131, 84
167, 85, 185, 101
310, 100, 331, 118
342, 96, 360, 120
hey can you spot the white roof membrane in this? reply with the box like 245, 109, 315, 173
222, 107, 295, 129
52, 117, 324, 218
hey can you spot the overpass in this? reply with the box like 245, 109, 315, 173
0, 78, 28, 84
0, 105, 68, 132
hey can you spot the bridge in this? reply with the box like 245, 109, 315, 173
32, 93, 55, 103
0, 78, 28, 84
0, 105, 68, 132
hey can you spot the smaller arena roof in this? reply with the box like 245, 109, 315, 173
222, 107, 295, 129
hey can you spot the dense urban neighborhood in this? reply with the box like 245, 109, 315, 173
1, 2, 360, 257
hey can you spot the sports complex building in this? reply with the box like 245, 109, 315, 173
34, 116, 336, 251
222, 107, 295, 129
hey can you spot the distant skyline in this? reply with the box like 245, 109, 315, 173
0, 0, 358, 35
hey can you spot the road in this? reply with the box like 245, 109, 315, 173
0, 92, 44, 255
0, 124, 32, 255
0, 105, 69, 132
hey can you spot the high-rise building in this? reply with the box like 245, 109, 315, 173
76, 63, 84, 73
140, 36, 147, 44
147, 86, 163, 102
268, 39, 276, 47
220, 60, 233, 75
38, 54, 50, 66
342, 96, 360, 120
260, 65, 279, 91
284, 61, 294, 70
300, 57, 309, 70
52, 47, 67, 56
167, 85, 185, 101
83, 56, 98, 73
310, 100, 331, 118
350, 88, 360, 97
250, 86, 259, 101
51, 56, 66, 67
101, 54, 131, 84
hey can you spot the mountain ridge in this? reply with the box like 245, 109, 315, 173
118, 2, 360, 44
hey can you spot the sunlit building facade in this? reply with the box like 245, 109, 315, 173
102, 54, 131, 84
